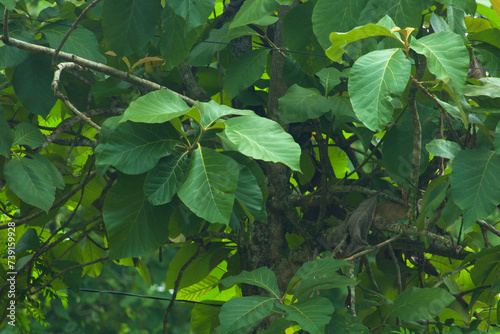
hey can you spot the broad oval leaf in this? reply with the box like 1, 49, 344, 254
450, 150, 500, 228
277, 297, 334, 334
229, 0, 279, 29
221, 267, 280, 298
96, 121, 180, 175
425, 139, 462, 160
464, 77, 500, 98
277, 84, 331, 124
224, 116, 301, 171
219, 296, 276, 334
103, 174, 173, 259
144, 151, 190, 205
410, 31, 469, 94
223, 48, 269, 99
102, 0, 161, 57
4, 155, 55, 212
349, 48, 411, 132
166, 0, 215, 31
387, 287, 454, 322
198, 100, 256, 128
121, 90, 191, 124
177, 146, 239, 225
13, 122, 45, 148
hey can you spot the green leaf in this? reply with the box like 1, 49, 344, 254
191, 303, 222, 334
283, 1, 331, 74
316, 67, 342, 94
410, 31, 469, 94
134, 259, 152, 287
447, 5, 467, 36
95, 121, 179, 174
4, 155, 55, 212
159, 7, 201, 71
293, 275, 356, 302
103, 174, 173, 259
477, 3, 500, 29
0, 0, 17, 10
425, 139, 462, 160
102, 0, 161, 57
198, 100, 256, 128
12, 54, 57, 118
0, 112, 13, 157
13, 123, 45, 148
326, 24, 401, 63
437, 0, 477, 15
450, 150, 500, 229
121, 90, 191, 124
82, 239, 104, 278
32, 153, 65, 190
0, 29, 33, 68
474, 44, 500, 78
187, 23, 257, 66
233, 164, 265, 222
41, 20, 106, 63
177, 146, 239, 225
359, 0, 433, 29
221, 267, 280, 298
144, 151, 190, 205
349, 48, 411, 132
230, 0, 279, 29
277, 297, 334, 334
293, 256, 350, 280
224, 116, 301, 171
430, 12, 450, 33
464, 77, 500, 98
387, 287, 455, 322
277, 84, 331, 124
326, 312, 370, 334
219, 296, 276, 334
167, 0, 215, 31
223, 49, 269, 99
312, 0, 369, 49
177, 274, 219, 301
496, 121, 500, 154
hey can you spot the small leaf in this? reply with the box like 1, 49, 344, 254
450, 150, 500, 228
223, 49, 269, 99
349, 48, 411, 132
96, 121, 180, 174
103, 174, 173, 259
277, 84, 331, 124
166, 0, 215, 31
13, 123, 45, 148
277, 297, 334, 334
326, 24, 401, 63
224, 116, 301, 171
83, 239, 104, 278
144, 151, 190, 205
177, 146, 239, 225
120, 90, 191, 124
410, 31, 469, 94
4, 155, 55, 212
230, 0, 279, 29
425, 139, 462, 159
221, 267, 280, 298
198, 100, 255, 128
219, 296, 276, 334
387, 287, 455, 322
134, 259, 152, 287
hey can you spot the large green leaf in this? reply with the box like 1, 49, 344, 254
277, 84, 331, 124
159, 7, 201, 71
437, 0, 476, 15
4, 155, 55, 212
223, 116, 301, 171
316, 67, 342, 94
0, 112, 13, 157
219, 296, 276, 334
496, 121, 500, 154
177, 146, 239, 225
450, 150, 500, 228
223, 49, 269, 99
283, 1, 331, 74
359, 0, 433, 29
293, 275, 356, 302
198, 100, 256, 128
230, 0, 279, 29
191, 303, 222, 334
13, 123, 45, 149
425, 139, 462, 160
120, 90, 191, 124
102, 0, 161, 57
312, 0, 369, 49
144, 151, 190, 205
12, 54, 57, 118
326, 24, 401, 63
277, 297, 334, 334
96, 121, 179, 174
32, 153, 65, 190
41, 20, 106, 63
387, 287, 454, 322
474, 44, 500, 79
103, 174, 173, 259
166, 0, 215, 31
221, 267, 280, 298
293, 257, 350, 280
326, 313, 370, 334
186, 23, 257, 66
0, 29, 33, 68
463, 77, 500, 98
349, 48, 411, 132
410, 31, 469, 94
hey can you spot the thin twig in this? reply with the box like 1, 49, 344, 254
52, 0, 102, 68
433, 264, 473, 288
2, 8, 9, 44
387, 244, 402, 294
476, 220, 500, 238
362, 255, 381, 293
345, 235, 401, 261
